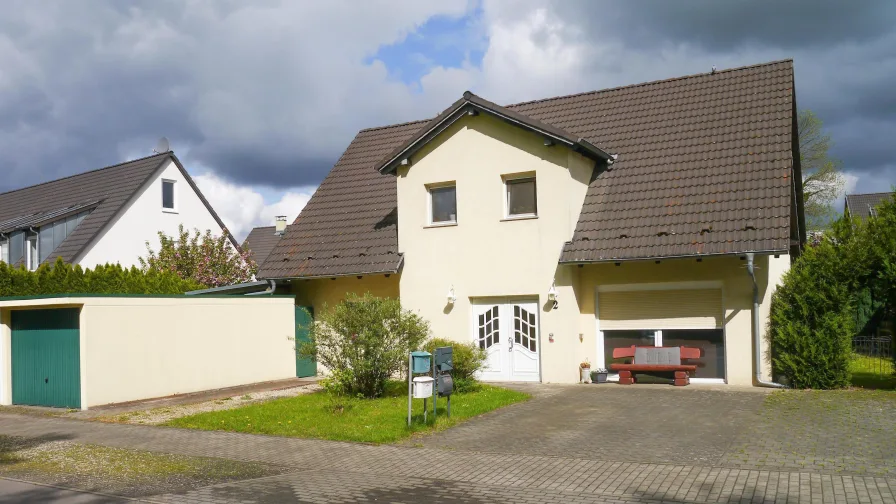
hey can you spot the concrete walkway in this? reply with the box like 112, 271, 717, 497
0, 385, 894, 503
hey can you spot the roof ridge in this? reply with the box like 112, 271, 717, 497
0, 152, 171, 198
508, 59, 794, 109
354, 59, 793, 134
846, 191, 894, 197
359, 118, 430, 133
249, 225, 276, 230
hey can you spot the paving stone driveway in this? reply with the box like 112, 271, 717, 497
1, 384, 894, 503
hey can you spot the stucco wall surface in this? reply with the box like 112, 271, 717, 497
395, 114, 594, 383
0, 296, 295, 409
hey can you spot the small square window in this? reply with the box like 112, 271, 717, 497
162, 180, 176, 210
429, 185, 457, 224
506, 177, 537, 217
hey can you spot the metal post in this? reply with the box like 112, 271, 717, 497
447, 395, 451, 418
407, 354, 412, 427
423, 397, 427, 423
432, 361, 437, 419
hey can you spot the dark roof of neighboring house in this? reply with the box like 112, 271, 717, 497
845, 192, 894, 220
243, 226, 282, 266
259, 59, 798, 278
0, 152, 239, 265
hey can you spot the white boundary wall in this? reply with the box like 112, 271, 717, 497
0, 295, 296, 409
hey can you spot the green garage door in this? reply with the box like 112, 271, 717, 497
11, 308, 81, 408
295, 306, 317, 378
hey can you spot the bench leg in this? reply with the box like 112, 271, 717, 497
618, 370, 635, 385
673, 371, 690, 386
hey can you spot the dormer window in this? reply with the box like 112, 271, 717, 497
162, 179, 176, 211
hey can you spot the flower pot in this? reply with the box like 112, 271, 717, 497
581, 367, 592, 383
591, 371, 608, 384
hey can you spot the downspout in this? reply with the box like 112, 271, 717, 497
745, 253, 785, 388
246, 279, 277, 296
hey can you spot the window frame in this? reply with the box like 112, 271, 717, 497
504, 175, 538, 219
162, 179, 178, 213
426, 182, 458, 227
0, 238, 8, 264
26, 235, 38, 271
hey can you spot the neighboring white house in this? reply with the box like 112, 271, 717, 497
0, 151, 238, 270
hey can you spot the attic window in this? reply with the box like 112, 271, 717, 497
505, 176, 537, 218
162, 179, 176, 211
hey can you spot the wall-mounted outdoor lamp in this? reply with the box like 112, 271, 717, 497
548, 283, 559, 309
447, 285, 456, 305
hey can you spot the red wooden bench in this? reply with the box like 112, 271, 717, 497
609, 345, 700, 386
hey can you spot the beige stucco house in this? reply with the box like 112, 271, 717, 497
256, 60, 805, 386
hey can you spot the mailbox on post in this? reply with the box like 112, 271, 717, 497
411, 351, 432, 374
407, 350, 433, 426
432, 346, 454, 418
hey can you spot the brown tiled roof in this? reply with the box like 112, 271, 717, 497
845, 192, 893, 220
377, 91, 612, 174
260, 59, 798, 277
258, 121, 422, 279
243, 226, 282, 266
0, 152, 239, 265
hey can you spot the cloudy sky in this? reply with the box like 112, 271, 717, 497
2, 0, 894, 240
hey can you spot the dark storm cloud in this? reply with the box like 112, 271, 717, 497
0, 0, 463, 192
581, 0, 896, 51
1, 0, 894, 196
545, 0, 896, 194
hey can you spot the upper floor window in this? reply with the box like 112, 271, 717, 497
162, 179, 176, 211
506, 176, 537, 218
428, 184, 457, 225
0, 239, 8, 264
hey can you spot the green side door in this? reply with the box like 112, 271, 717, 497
11, 308, 81, 409
295, 306, 317, 378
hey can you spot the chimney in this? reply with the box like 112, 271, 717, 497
275, 216, 287, 236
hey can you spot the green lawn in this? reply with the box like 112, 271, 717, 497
165, 382, 529, 444
850, 354, 896, 390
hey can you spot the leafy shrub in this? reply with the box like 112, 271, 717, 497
770, 194, 896, 388
423, 337, 487, 392
299, 294, 429, 399
0, 258, 204, 297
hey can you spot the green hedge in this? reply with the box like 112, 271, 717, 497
770, 194, 896, 389
0, 258, 206, 297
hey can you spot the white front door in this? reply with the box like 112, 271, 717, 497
472, 300, 540, 382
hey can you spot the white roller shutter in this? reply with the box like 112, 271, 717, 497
598, 289, 722, 330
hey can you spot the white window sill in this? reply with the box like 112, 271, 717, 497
162, 208, 179, 214
424, 222, 458, 229
501, 214, 538, 222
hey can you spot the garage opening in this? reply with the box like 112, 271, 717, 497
598, 287, 725, 382
11, 308, 81, 408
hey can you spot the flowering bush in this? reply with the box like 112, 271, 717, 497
139, 225, 257, 287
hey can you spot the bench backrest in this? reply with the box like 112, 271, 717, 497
612, 345, 701, 362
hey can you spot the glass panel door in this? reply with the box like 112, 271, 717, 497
603, 330, 657, 369
660, 329, 725, 379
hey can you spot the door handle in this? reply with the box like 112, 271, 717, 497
45, 378, 48, 383
508, 335, 513, 351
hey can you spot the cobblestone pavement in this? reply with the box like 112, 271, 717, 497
0, 385, 894, 503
